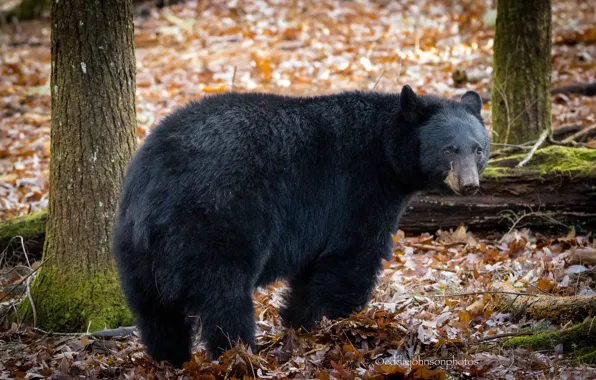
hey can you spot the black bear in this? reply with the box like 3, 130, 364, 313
113, 85, 489, 367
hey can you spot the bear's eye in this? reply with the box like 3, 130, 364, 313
443, 148, 454, 155
476, 148, 483, 156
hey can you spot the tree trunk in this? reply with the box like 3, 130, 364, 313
491, 0, 552, 145
19, 0, 137, 332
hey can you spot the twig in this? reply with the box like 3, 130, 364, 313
19, 236, 31, 268
26, 276, 36, 328
494, 82, 512, 144
430, 266, 488, 275
230, 66, 237, 92
20, 234, 36, 327
491, 142, 534, 148
500, 209, 567, 237
33, 325, 138, 339
0, 253, 55, 303
429, 291, 538, 298
33, 327, 85, 336
372, 69, 385, 91
509, 98, 539, 128
0, 235, 35, 268
546, 136, 590, 148
410, 244, 448, 252
472, 330, 543, 343
562, 123, 596, 143
490, 145, 533, 158
553, 124, 586, 138
429, 266, 457, 273
517, 129, 549, 167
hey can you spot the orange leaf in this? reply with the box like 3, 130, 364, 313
458, 311, 471, 325
203, 86, 228, 93
536, 278, 555, 292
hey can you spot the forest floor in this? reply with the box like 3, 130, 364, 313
2, 228, 596, 379
1, 0, 596, 378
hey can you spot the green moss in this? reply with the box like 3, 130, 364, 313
483, 146, 596, 179
18, 265, 133, 332
481, 166, 511, 179
0, 210, 47, 241
575, 349, 596, 365
505, 319, 596, 352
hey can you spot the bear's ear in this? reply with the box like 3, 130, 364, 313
399, 85, 419, 123
461, 91, 482, 115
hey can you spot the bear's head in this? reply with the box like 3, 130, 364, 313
399, 85, 490, 195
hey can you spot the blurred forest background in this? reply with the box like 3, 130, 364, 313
0, 0, 595, 378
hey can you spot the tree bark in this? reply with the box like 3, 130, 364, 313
19, 0, 137, 332
491, 0, 552, 145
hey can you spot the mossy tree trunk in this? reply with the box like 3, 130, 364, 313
491, 0, 552, 145
19, 0, 137, 332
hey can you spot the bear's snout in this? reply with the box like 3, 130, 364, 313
445, 156, 480, 196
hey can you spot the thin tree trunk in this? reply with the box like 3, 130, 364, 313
19, 0, 137, 331
491, 0, 552, 145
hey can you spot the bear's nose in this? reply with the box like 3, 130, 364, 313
460, 183, 479, 195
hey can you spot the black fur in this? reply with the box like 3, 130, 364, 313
113, 86, 489, 367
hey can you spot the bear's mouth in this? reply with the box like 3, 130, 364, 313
444, 170, 461, 195
444, 168, 480, 196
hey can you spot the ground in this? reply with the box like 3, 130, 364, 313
1, 0, 596, 378
2, 228, 596, 378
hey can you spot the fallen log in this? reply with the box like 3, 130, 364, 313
551, 82, 596, 97
569, 247, 596, 266
488, 281, 596, 323
0, 210, 46, 259
468, 82, 596, 104
504, 318, 596, 364
401, 146, 596, 234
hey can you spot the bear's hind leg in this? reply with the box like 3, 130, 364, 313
190, 288, 256, 360
136, 307, 192, 368
281, 239, 386, 330
279, 270, 321, 331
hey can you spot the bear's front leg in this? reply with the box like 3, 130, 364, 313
280, 239, 388, 330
